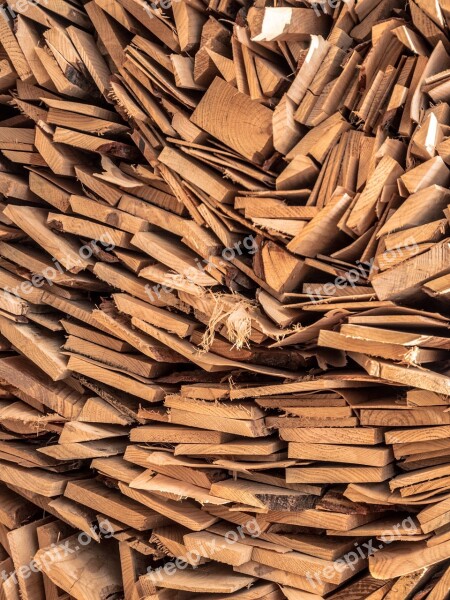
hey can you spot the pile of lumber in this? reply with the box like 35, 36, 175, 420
1, 0, 450, 598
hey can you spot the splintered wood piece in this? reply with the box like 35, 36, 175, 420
350, 352, 450, 396
119, 483, 219, 531
209, 479, 316, 511
130, 472, 229, 505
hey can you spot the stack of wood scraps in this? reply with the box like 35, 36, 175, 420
0, 0, 450, 598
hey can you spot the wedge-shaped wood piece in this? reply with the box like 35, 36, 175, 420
119, 482, 218, 531
66, 26, 112, 97
235, 560, 335, 595
168, 407, 268, 438
236, 197, 317, 219
0, 462, 80, 497
288, 442, 393, 467
67, 355, 167, 402
65, 479, 167, 531
280, 427, 383, 445
47, 109, 128, 136
0, 240, 102, 291
399, 156, 450, 196
319, 329, 444, 364
172, 1, 205, 53
91, 455, 144, 485
276, 156, 319, 191
118, 193, 219, 256
63, 335, 160, 378
114, 293, 198, 337
288, 191, 353, 257
174, 441, 283, 461
369, 540, 450, 579
0, 12, 33, 83
346, 155, 404, 235
261, 529, 357, 562
143, 563, 256, 593
158, 145, 237, 203
47, 212, 133, 249
378, 186, 450, 238
92, 307, 185, 363
350, 352, 450, 396
165, 395, 264, 420
286, 464, 395, 484
69, 195, 148, 234
191, 77, 273, 164
3, 205, 93, 274
28, 169, 77, 213
361, 408, 450, 428
34, 127, 85, 176
254, 239, 305, 294
184, 531, 252, 566
251, 546, 365, 586
341, 324, 450, 350
39, 438, 127, 460
130, 424, 233, 444
48, 496, 99, 540
209, 479, 316, 511
77, 396, 130, 426
372, 240, 450, 300
7, 517, 52, 600
53, 127, 139, 160
0, 317, 68, 381
0, 355, 84, 418
131, 231, 217, 287
93, 263, 184, 310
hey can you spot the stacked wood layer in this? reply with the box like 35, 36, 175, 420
0, 0, 450, 598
